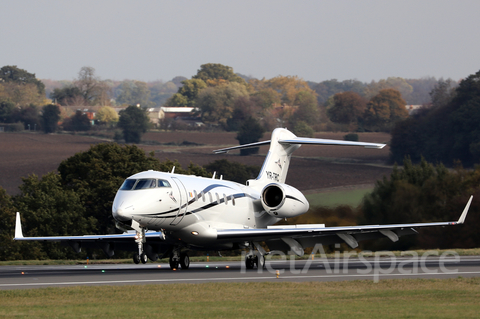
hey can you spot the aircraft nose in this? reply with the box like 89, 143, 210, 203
112, 206, 129, 222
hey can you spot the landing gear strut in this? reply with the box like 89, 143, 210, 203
245, 242, 266, 269
132, 221, 148, 264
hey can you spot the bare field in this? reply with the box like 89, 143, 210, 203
0, 131, 392, 195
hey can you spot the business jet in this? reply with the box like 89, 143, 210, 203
14, 128, 473, 270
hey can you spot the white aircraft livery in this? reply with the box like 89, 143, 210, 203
14, 128, 473, 269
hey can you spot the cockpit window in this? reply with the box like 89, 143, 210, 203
120, 179, 136, 190
134, 179, 156, 190
120, 178, 171, 190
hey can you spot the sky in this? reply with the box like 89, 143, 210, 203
2, 0, 480, 83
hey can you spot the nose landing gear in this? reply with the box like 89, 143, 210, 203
132, 221, 148, 264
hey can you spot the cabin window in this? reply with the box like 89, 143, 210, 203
202, 192, 205, 202
193, 190, 198, 201
231, 195, 236, 206
224, 194, 228, 205
209, 193, 213, 203
215, 193, 220, 204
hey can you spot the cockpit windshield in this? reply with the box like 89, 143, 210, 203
120, 179, 171, 191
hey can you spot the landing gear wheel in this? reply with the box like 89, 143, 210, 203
133, 253, 141, 264
169, 256, 179, 270
245, 256, 255, 269
140, 253, 148, 264
180, 253, 190, 269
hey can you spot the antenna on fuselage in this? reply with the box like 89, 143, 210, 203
212, 172, 216, 179
171, 166, 175, 174
220, 175, 223, 180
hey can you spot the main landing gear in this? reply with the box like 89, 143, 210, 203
169, 249, 190, 270
245, 242, 266, 270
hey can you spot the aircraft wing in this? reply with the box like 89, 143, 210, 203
13, 212, 169, 257
217, 196, 473, 250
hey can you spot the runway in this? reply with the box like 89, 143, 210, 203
2, 255, 480, 290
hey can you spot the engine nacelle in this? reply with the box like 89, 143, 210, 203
261, 183, 309, 218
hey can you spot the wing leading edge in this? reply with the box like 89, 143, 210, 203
217, 196, 473, 250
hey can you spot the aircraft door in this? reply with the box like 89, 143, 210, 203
170, 177, 188, 226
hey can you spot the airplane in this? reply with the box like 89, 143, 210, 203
14, 128, 473, 270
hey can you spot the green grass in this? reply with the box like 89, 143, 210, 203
305, 187, 373, 207
1, 278, 479, 318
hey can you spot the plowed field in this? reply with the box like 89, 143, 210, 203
0, 131, 393, 195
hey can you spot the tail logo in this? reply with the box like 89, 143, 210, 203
275, 159, 282, 170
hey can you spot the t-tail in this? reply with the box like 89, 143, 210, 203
214, 127, 386, 191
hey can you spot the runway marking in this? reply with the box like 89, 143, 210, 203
2, 270, 480, 288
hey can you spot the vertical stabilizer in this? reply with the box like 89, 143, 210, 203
247, 128, 299, 189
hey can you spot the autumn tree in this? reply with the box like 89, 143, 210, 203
250, 76, 314, 106
364, 89, 408, 131
328, 91, 367, 128
62, 110, 91, 131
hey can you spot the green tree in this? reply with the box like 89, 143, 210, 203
62, 110, 91, 131
290, 91, 320, 127
58, 144, 209, 235
0, 187, 23, 261
116, 80, 153, 108
50, 86, 83, 106
165, 78, 207, 107
0, 65, 45, 96
14, 172, 95, 259
192, 63, 246, 85
0, 99, 16, 123
96, 106, 119, 126
236, 117, 265, 155
390, 69, 480, 166
197, 82, 249, 128
117, 105, 150, 143
41, 104, 60, 133
361, 158, 480, 250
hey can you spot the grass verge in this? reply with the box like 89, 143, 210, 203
0, 278, 479, 318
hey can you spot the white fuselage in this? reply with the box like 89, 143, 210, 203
112, 170, 281, 246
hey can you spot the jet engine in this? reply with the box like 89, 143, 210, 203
261, 183, 309, 218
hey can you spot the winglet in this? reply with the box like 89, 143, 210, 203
15, 212, 24, 239
457, 196, 473, 224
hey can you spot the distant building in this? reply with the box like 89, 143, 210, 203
147, 107, 199, 125
405, 105, 423, 115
